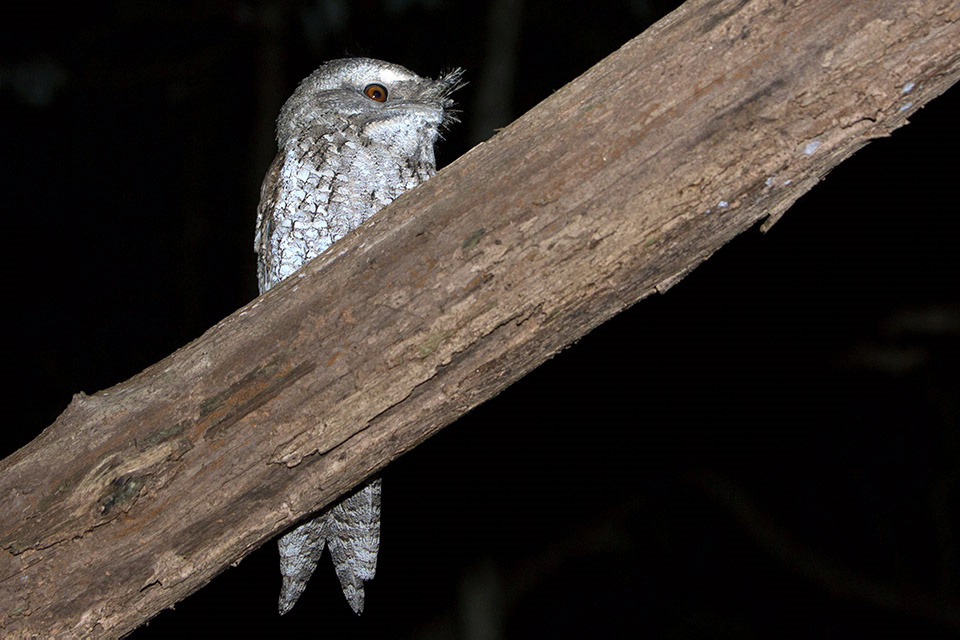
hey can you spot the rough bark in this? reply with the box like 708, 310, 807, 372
2, 0, 958, 636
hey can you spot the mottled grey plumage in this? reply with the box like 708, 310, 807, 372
255, 57, 461, 615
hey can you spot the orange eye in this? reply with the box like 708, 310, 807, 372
363, 83, 388, 102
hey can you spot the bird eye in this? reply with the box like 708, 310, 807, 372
363, 83, 388, 102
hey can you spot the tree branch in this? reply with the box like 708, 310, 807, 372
2, 0, 958, 636
691, 470, 960, 630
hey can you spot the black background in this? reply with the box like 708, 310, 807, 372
3, 1, 958, 637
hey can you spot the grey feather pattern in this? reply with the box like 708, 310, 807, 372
255, 58, 461, 615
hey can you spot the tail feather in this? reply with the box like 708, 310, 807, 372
277, 517, 328, 615
277, 479, 382, 615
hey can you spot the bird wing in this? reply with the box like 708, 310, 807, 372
254, 152, 284, 293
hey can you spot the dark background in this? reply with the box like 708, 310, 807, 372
3, 1, 958, 638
